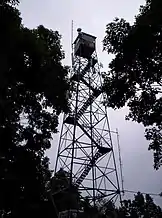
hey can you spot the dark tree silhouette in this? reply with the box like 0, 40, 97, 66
118, 192, 162, 218
91, 193, 162, 218
51, 169, 80, 212
103, 0, 162, 169
0, 1, 69, 217
44, 169, 162, 218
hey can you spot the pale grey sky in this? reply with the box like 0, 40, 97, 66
19, 0, 162, 206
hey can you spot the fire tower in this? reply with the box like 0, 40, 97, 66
55, 29, 122, 214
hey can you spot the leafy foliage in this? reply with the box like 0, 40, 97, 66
0, 1, 69, 217
79, 192, 162, 218
103, 0, 162, 169
0, 0, 19, 5
47, 171, 162, 218
119, 192, 162, 218
51, 169, 80, 212
87, 193, 162, 218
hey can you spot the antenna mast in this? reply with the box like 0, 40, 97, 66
71, 20, 74, 67
116, 129, 124, 196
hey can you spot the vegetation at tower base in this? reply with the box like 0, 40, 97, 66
51, 169, 81, 212
118, 192, 162, 218
49, 171, 162, 218
103, 0, 162, 170
82, 193, 162, 218
0, 1, 69, 217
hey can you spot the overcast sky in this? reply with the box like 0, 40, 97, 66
19, 0, 162, 206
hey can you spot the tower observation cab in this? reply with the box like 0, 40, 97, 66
74, 28, 96, 59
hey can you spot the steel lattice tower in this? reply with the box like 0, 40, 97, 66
55, 29, 121, 211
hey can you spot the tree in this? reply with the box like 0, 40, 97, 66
50, 169, 104, 218
46, 171, 162, 218
0, 1, 69, 217
51, 169, 81, 212
103, 0, 162, 169
118, 192, 162, 218
90, 193, 162, 218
